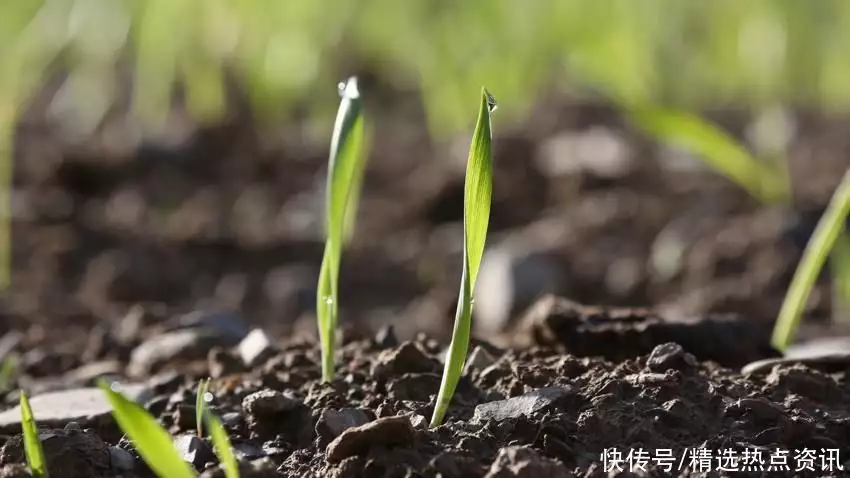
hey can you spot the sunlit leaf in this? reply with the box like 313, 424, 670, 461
195, 378, 210, 438
20, 391, 48, 478
205, 412, 240, 478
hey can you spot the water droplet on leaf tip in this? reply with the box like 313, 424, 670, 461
324, 296, 334, 305
484, 88, 497, 112
203, 391, 214, 403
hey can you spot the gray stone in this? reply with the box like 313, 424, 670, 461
238, 329, 277, 368
129, 329, 228, 376
742, 352, 850, 375
371, 342, 438, 379
484, 446, 569, 478
169, 310, 250, 343
232, 442, 264, 460
108, 446, 136, 472
325, 416, 415, 463
646, 343, 697, 372
63, 361, 123, 384
0, 384, 151, 431
242, 390, 300, 416
473, 387, 571, 423
316, 408, 370, 443
786, 337, 850, 358
464, 346, 497, 375
173, 434, 216, 470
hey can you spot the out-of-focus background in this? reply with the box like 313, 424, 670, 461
2, 0, 850, 349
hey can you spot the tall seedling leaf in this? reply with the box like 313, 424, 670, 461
430, 88, 496, 427
629, 107, 789, 204
772, 171, 850, 350
20, 391, 48, 478
98, 381, 196, 478
205, 413, 240, 478
196, 378, 210, 437
317, 77, 366, 382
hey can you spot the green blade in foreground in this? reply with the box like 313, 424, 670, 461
205, 413, 240, 478
20, 391, 48, 478
430, 87, 495, 427
772, 171, 850, 351
317, 76, 366, 382
629, 107, 788, 204
196, 378, 210, 437
98, 381, 196, 478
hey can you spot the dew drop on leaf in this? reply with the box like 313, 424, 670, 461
484, 89, 498, 113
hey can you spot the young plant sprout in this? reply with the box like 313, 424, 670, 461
317, 76, 367, 382
196, 378, 211, 437
205, 412, 240, 478
20, 391, 48, 478
98, 380, 196, 478
430, 87, 497, 427
772, 171, 850, 350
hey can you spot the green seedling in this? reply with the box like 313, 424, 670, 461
195, 378, 210, 438
20, 391, 48, 478
772, 171, 850, 351
98, 380, 196, 478
430, 87, 496, 428
831, 231, 850, 322
317, 76, 367, 382
205, 412, 240, 478
629, 107, 789, 205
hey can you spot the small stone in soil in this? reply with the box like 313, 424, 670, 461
108, 446, 136, 472
0, 464, 30, 478
238, 329, 278, 367
742, 351, 850, 375
484, 446, 569, 478
325, 415, 416, 464
645, 342, 697, 372
473, 386, 572, 423
0, 384, 151, 431
232, 442, 265, 460
464, 345, 497, 375
129, 329, 231, 376
373, 325, 399, 349
242, 389, 302, 437
316, 408, 371, 444
371, 341, 438, 379
169, 310, 250, 343
0, 427, 112, 478
173, 434, 217, 470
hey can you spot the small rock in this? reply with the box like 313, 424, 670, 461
0, 427, 112, 478
387, 373, 440, 402
221, 412, 244, 429
646, 343, 697, 372
373, 325, 399, 349
63, 361, 123, 385
169, 310, 250, 343
173, 434, 217, 470
406, 413, 428, 429
238, 329, 277, 368
484, 446, 569, 478
242, 390, 300, 416
232, 442, 265, 460
316, 408, 371, 444
742, 352, 850, 375
473, 387, 571, 423
0, 464, 29, 478
108, 446, 136, 472
0, 385, 150, 431
786, 337, 850, 358
129, 329, 230, 377
325, 415, 415, 464
464, 346, 497, 375
371, 342, 438, 379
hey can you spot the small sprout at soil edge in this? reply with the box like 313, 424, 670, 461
317, 76, 367, 382
430, 87, 495, 428
98, 380, 196, 478
772, 170, 850, 351
205, 412, 240, 478
20, 391, 48, 478
196, 377, 211, 437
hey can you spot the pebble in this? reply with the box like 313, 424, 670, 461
645, 343, 698, 372
464, 346, 497, 375
316, 408, 371, 444
473, 386, 571, 423
484, 446, 569, 478
0, 427, 112, 478
238, 329, 277, 368
742, 352, 850, 375
173, 434, 217, 470
325, 415, 415, 463
129, 329, 230, 376
0, 384, 151, 431
242, 390, 300, 416
169, 310, 250, 344
371, 342, 438, 379
108, 446, 136, 472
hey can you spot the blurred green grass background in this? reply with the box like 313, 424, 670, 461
1, 0, 850, 289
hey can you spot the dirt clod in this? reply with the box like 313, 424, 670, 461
325, 415, 416, 464
645, 342, 697, 372
484, 446, 569, 478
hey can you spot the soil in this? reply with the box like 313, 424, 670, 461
1, 79, 850, 477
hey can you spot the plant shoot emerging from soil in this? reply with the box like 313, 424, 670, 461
772, 171, 850, 350
430, 88, 496, 427
20, 391, 48, 478
196, 377, 211, 437
98, 380, 196, 478
316, 76, 366, 382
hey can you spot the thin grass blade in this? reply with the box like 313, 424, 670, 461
98, 380, 196, 478
832, 230, 850, 322
629, 107, 788, 204
317, 76, 365, 382
20, 391, 48, 478
772, 171, 850, 350
195, 378, 210, 437
205, 412, 240, 478
431, 88, 495, 427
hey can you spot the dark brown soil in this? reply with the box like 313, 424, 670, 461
1, 81, 850, 477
